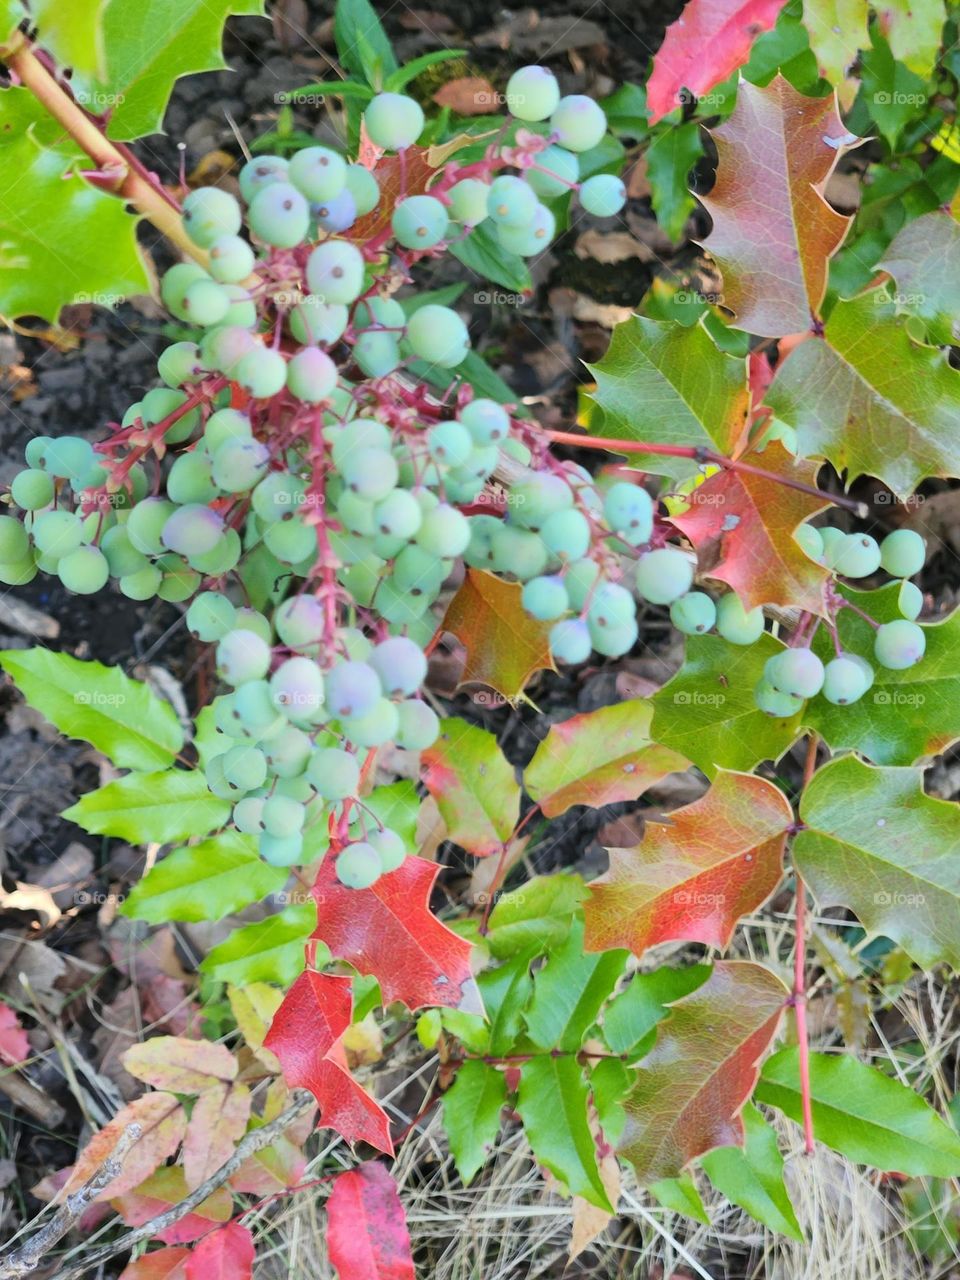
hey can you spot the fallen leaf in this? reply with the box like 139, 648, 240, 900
66, 1092, 186, 1199
433, 77, 500, 115
327, 1161, 415, 1280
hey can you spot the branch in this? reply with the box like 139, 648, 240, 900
7, 1093, 314, 1280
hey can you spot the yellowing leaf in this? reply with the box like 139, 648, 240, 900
66, 1093, 186, 1199
443, 569, 555, 701
182, 1081, 251, 1190
122, 1036, 237, 1093
422, 717, 522, 856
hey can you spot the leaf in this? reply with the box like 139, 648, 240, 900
200, 903, 315, 987
649, 1172, 710, 1223
669, 441, 831, 614
876, 0, 945, 76
327, 1161, 415, 1280
119, 1248, 191, 1280
601, 963, 712, 1056
421, 717, 521, 856
442, 570, 555, 701
65, 1092, 186, 1198
646, 0, 789, 123
347, 147, 435, 244
756, 1048, 960, 1175
525, 920, 627, 1051
349, 780, 420, 849
617, 961, 787, 1183
0, 650, 181, 770
858, 29, 928, 147
801, 0, 868, 83
486, 874, 587, 959
449, 222, 533, 294
184, 1221, 255, 1280
75, 0, 268, 140
523, 701, 690, 819
649, 633, 801, 777
701, 76, 860, 336
387, 48, 468, 93
587, 317, 750, 481
477, 949, 535, 1054
433, 75, 499, 115
263, 971, 393, 1154
63, 769, 228, 843
570, 1153, 622, 1258
0, 1001, 29, 1064
517, 1055, 612, 1209
227, 983, 283, 1059
794, 756, 960, 969
442, 1060, 507, 1184
701, 1102, 803, 1239
805, 586, 960, 765
878, 210, 960, 346
122, 1036, 237, 1093
646, 122, 704, 242
112, 1167, 232, 1244
182, 1081, 251, 1190
31, 0, 107, 79
584, 771, 792, 956
121, 832, 287, 924
765, 286, 960, 499
333, 0, 398, 88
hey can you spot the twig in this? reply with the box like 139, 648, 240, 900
0, 1124, 143, 1278
792, 733, 820, 1156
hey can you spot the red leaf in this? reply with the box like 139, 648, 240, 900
311, 855, 480, 1013
184, 1221, 255, 1280
647, 0, 788, 123
119, 1247, 191, 1280
264, 971, 393, 1154
111, 1167, 233, 1245
0, 1001, 29, 1064
327, 1162, 415, 1280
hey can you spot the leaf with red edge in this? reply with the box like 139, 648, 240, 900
264, 971, 393, 1154
348, 145, 436, 243
327, 1161, 415, 1280
422, 717, 521, 857
584, 771, 792, 957
119, 1248, 191, 1280
184, 1221, 255, 1280
647, 0, 789, 123
700, 76, 862, 336
230, 1131, 307, 1196
311, 854, 480, 1012
66, 1093, 186, 1199
0, 1001, 28, 1064
618, 960, 787, 1182
669, 441, 831, 614
443, 570, 556, 701
182, 1081, 251, 1190
111, 1167, 233, 1245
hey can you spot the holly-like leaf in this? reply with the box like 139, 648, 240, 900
184, 1221, 255, 1280
422, 717, 521, 856
200, 903, 315, 987
327, 1161, 415, 1280
523, 701, 690, 818
442, 570, 555, 701
584, 771, 792, 956
649, 1172, 710, 1223
63, 769, 228, 844
756, 1047, 960, 1176
442, 1060, 507, 1184
121, 832, 287, 924
646, 0, 789, 123
878, 210, 960, 346
477, 949, 535, 1054
669, 442, 831, 614
311, 855, 479, 1013
801, 0, 868, 84
30, 0, 107, 79
795, 756, 960, 969
119, 1248, 191, 1280
485, 873, 587, 959
449, 221, 533, 294
649, 633, 802, 777
876, 0, 945, 77
701, 76, 860, 336
617, 961, 787, 1183
525, 920, 627, 1051
122, 1036, 237, 1093
588, 317, 750, 481
111, 1167, 232, 1245
601, 964, 711, 1056
263, 971, 393, 1154
700, 1102, 803, 1239
0, 649, 181, 771
0, 1001, 29, 1064
65, 1093, 186, 1199
806, 585, 960, 766
517, 1055, 612, 1209
646, 121, 704, 242
765, 287, 960, 498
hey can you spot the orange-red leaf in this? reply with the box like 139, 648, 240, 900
433, 77, 500, 115
443, 569, 556, 701
66, 1093, 186, 1199
264, 971, 393, 1153
584, 771, 792, 956
0, 1001, 29, 1064
111, 1167, 232, 1245
327, 1161, 415, 1280
348, 146, 436, 244
700, 76, 862, 336
119, 1247, 191, 1280
184, 1221, 255, 1280
669, 441, 831, 614
618, 960, 787, 1181
182, 1081, 251, 1190
421, 716, 522, 856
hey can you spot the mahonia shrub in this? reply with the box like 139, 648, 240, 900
0, 0, 958, 1274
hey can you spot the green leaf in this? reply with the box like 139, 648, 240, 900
524, 920, 627, 1051
859, 31, 929, 148
800, 0, 867, 86
756, 1048, 960, 1176
348, 779, 420, 848
192, 702, 223, 770
400, 283, 467, 316
477, 950, 535, 1055
590, 1056, 632, 1144
384, 49, 466, 92
649, 634, 801, 777
517, 1055, 612, 1209
442, 1060, 507, 1184
31, 0, 107, 79
63, 769, 227, 843
881, 0, 945, 77
795, 755, 960, 969
76, 0, 268, 140
701, 1103, 803, 1240
200, 903, 317, 986
766, 287, 960, 500
588, 317, 750, 481
422, 718, 522, 857
805, 585, 960, 765
878, 211, 960, 346
121, 832, 287, 923
649, 1173, 710, 1224
278, 80, 374, 105
0, 649, 182, 770
486, 874, 587, 959
602, 964, 711, 1056
449, 222, 532, 294
333, 0, 397, 89
646, 121, 704, 242
600, 82, 649, 139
